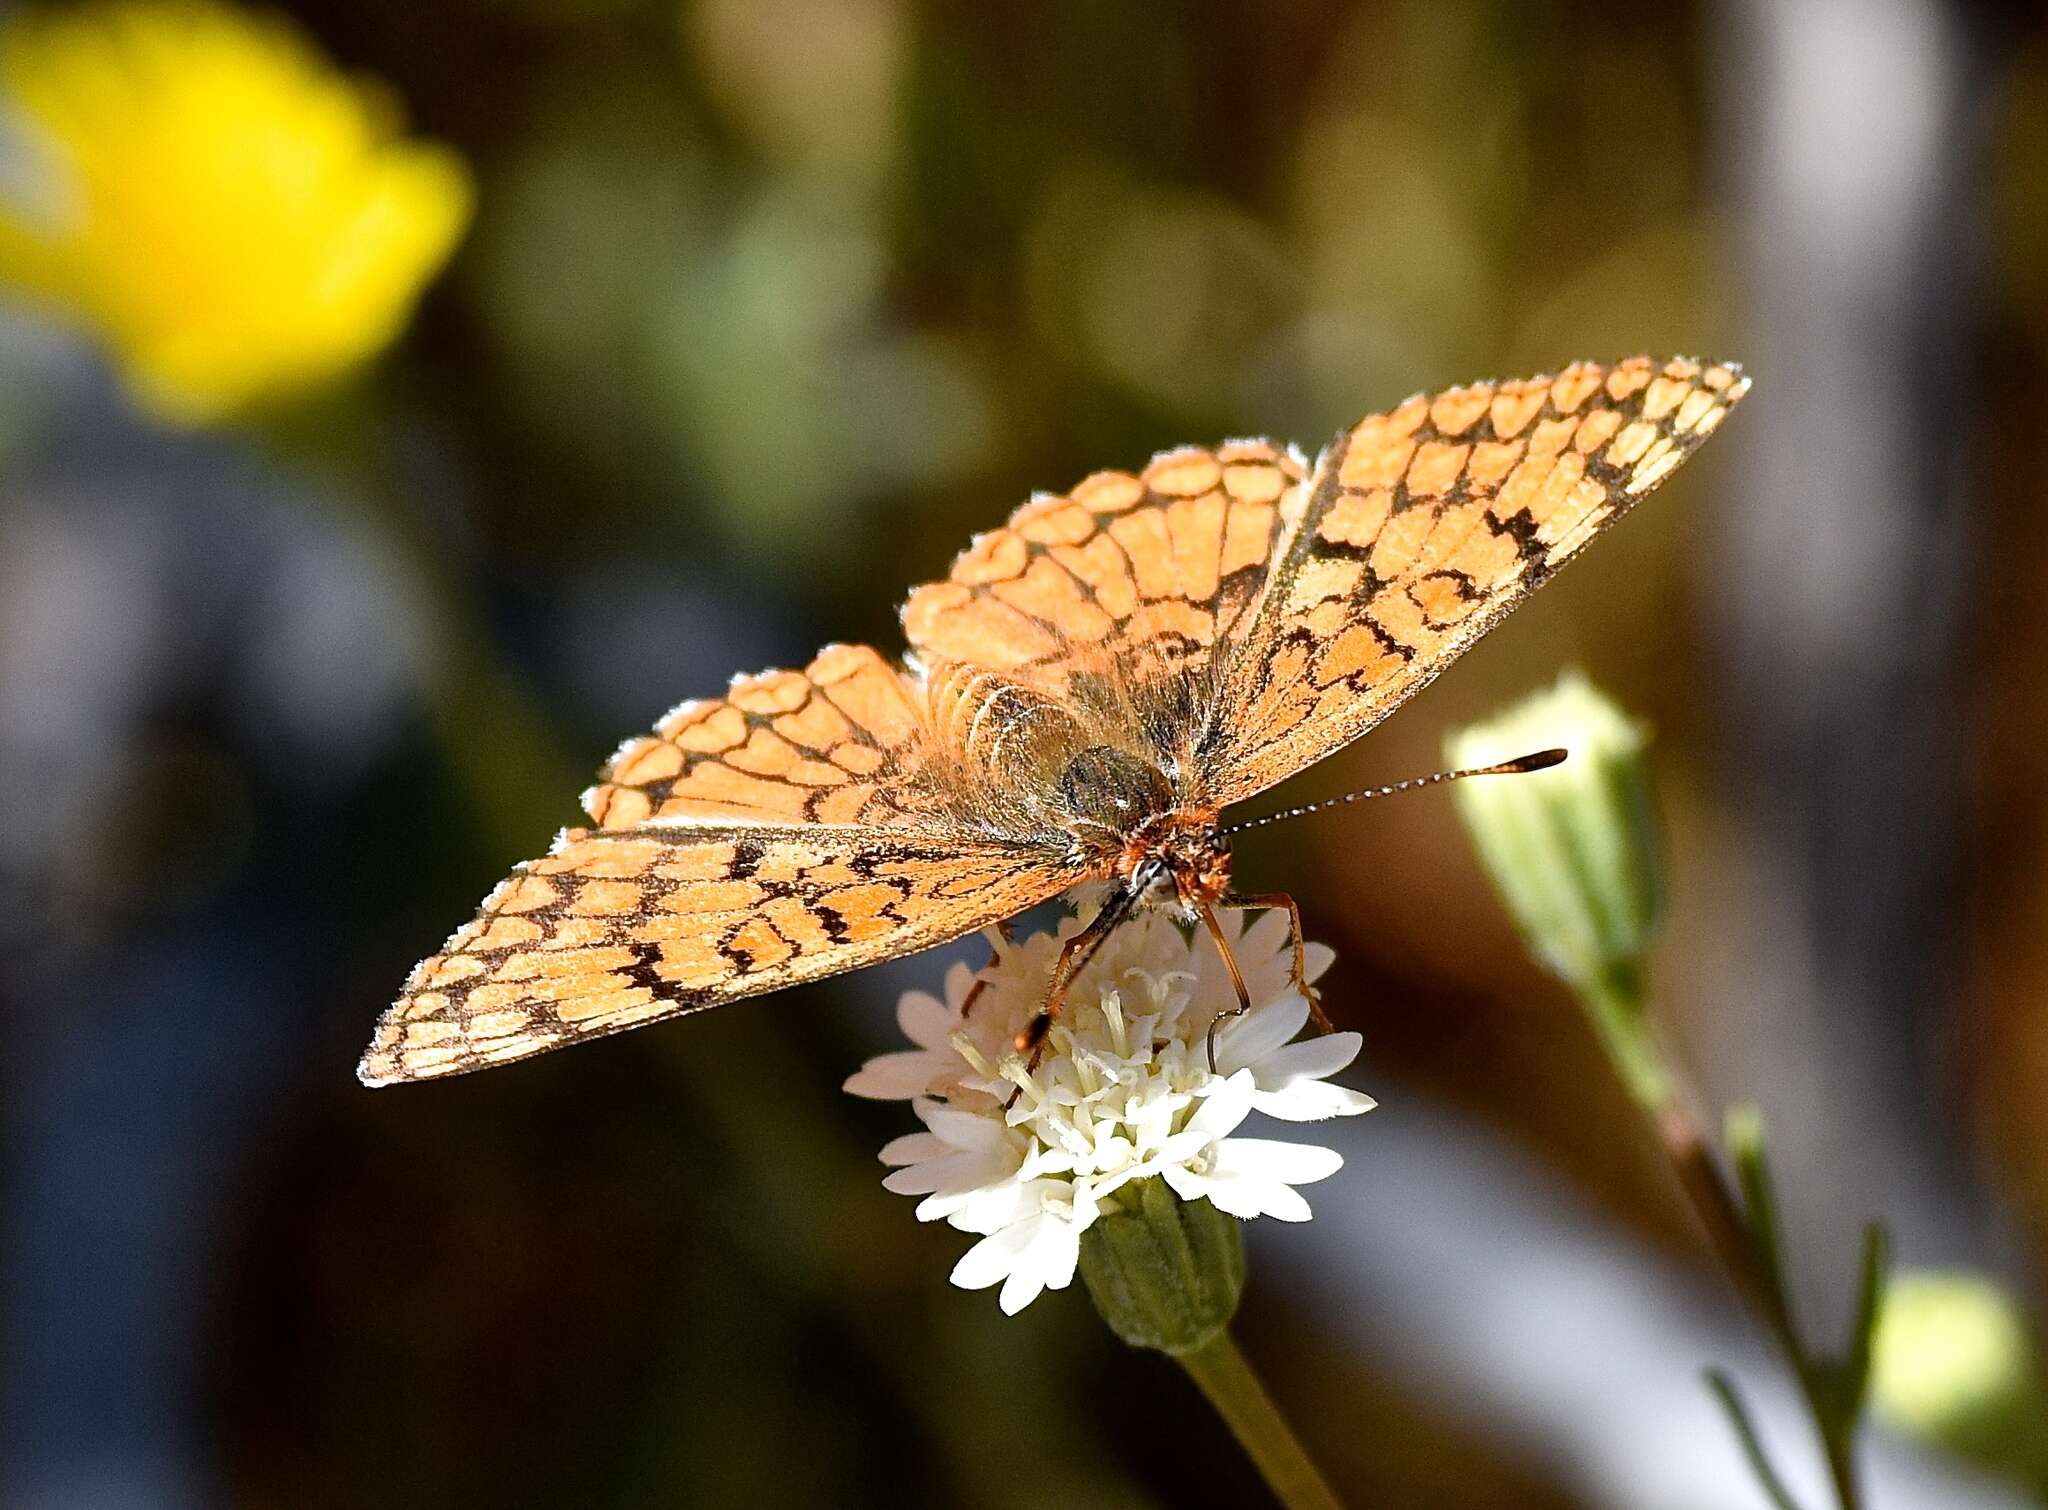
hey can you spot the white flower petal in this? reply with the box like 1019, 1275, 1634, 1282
1039, 1222, 1081, 1294
1303, 942, 1336, 983
885, 1146, 1009, 1199
997, 1212, 1081, 1314
1251, 1081, 1377, 1122
1177, 1157, 1321, 1221
878, 1131, 948, 1166
1251, 1030, 1362, 1087
1160, 1162, 1209, 1205
1214, 993, 1308, 1072
885, 1165, 945, 1198
1239, 1181, 1313, 1222
1176, 1166, 1283, 1220
997, 1266, 1046, 1315
1239, 908, 1290, 960
932, 1182, 1036, 1234
918, 1101, 1005, 1151
843, 1049, 949, 1100
899, 989, 956, 1047
1184, 1069, 1257, 1140
950, 1221, 1038, 1292
1214, 1136, 1344, 1187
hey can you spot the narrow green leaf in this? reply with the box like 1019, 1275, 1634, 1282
1837, 1223, 1891, 1420
1726, 1103, 1788, 1300
1706, 1368, 1809, 1510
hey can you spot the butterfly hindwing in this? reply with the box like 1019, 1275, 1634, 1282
585, 642, 939, 830
902, 441, 1302, 681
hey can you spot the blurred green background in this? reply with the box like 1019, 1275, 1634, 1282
4, 0, 2048, 1505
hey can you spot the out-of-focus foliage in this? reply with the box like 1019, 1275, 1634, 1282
0, 0, 470, 422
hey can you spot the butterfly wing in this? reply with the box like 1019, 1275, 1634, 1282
901, 441, 1303, 780
361, 824, 1077, 1084
1200, 356, 1749, 806
363, 643, 1081, 1084
584, 642, 944, 829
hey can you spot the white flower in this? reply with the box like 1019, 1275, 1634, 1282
845, 907, 1375, 1314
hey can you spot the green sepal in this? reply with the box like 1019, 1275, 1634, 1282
1079, 1178, 1245, 1355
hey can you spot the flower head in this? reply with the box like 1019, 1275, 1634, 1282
1447, 671, 1672, 1106
0, 1, 473, 423
846, 908, 1373, 1315
1446, 669, 1662, 995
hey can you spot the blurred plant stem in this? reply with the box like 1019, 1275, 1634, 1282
1598, 977, 1883, 1510
1575, 969, 1670, 1109
1450, 676, 1886, 1510
254, 382, 580, 858
1175, 1331, 1345, 1510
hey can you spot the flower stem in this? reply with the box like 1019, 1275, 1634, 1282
1578, 971, 1671, 1111
1174, 1329, 1346, 1510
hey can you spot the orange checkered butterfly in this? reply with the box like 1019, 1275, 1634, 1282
360, 357, 1747, 1085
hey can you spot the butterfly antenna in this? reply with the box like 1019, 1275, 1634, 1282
1221, 748, 1568, 836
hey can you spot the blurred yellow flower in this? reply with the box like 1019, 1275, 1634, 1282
0, 1, 472, 424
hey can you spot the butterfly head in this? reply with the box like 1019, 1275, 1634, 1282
1118, 809, 1230, 914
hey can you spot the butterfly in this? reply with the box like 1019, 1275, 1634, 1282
360, 356, 1748, 1085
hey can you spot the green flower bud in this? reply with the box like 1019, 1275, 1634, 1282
1871, 1271, 2048, 1480
1079, 1179, 1244, 1355
1447, 671, 1667, 1104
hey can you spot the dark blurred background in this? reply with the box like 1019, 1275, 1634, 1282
3, 0, 2047, 1505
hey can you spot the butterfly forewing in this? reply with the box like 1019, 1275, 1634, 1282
1202, 356, 1748, 806
361, 824, 1080, 1084
362, 641, 1082, 1085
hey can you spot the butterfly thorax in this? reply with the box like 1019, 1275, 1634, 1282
1003, 736, 1228, 906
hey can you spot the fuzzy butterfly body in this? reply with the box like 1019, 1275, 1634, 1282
360, 356, 1748, 1085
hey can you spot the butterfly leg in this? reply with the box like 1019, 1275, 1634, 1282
1001, 895, 1138, 1108
960, 918, 1019, 1024
1225, 891, 1333, 1035
1015, 891, 1137, 1058
1199, 904, 1257, 1071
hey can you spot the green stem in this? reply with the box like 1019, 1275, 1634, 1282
1576, 972, 1671, 1111
1662, 1104, 1867, 1510
1174, 1329, 1345, 1510
1576, 974, 1867, 1510
1706, 1370, 1807, 1510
